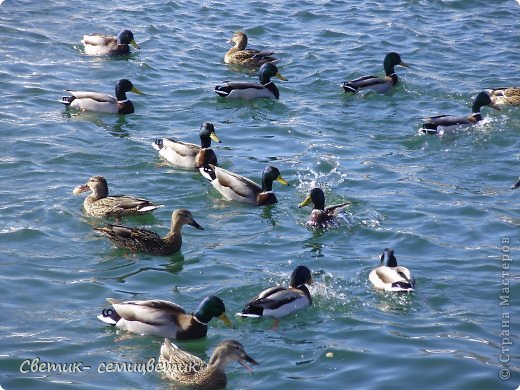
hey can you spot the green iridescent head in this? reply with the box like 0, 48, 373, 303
194, 295, 232, 327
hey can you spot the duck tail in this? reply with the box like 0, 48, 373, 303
341, 82, 358, 93
214, 85, 231, 97
152, 138, 163, 151
238, 304, 263, 317
199, 165, 216, 181
60, 95, 75, 106
97, 308, 120, 325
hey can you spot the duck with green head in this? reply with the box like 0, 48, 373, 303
342, 52, 409, 94
486, 87, 520, 106
224, 31, 278, 68
298, 187, 349, 228
82, 29, 140, 56
369, 248, 415, 292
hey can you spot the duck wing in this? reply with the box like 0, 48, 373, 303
65, 90, 117, 103
325, 202, 350, 216
159, 339, 207, 382
212, 166, 261, 199
107, 298, 186, 326
82, 33, 116, 47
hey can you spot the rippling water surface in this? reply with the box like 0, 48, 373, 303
1, 0, 519, 389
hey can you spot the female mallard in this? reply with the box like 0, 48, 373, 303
298, 187, 349, 228
159, 338, 257, 389
202, 165, 289, 205
224, 31, 277, 68
61, 79, 144, 114
153, 123, 221, 171
420, 92, 500, 135
486, 87, 520, 106
237, 265, 312, 325
82, 29, 140, 56
97, 295, 233, 340
214, 62, 287, 100
369, 248, 415, 292
341, 52, 409, 94
94, 209, 203, 256
73, 176, 162, 217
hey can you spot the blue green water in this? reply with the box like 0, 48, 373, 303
1, 0, 519, 388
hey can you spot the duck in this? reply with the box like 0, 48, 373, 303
224, 31, 277, 68
159, 339, 257, 389
341, 52, 409, 94
201, 165, 289, 205
237, 265, 312, 326
153, 123, 221, 172
298, 187, 349, 228
61, 79, 144, 114
73, 176, 162, 217
420, 92, 501, 135
97, 295, 233, 340
82, 29, 140, 56
511, 177, 520, 190
368, 248, 415, 292
94, 209, 203, 256
214, 62, 287, 100
486, 87, 520, 106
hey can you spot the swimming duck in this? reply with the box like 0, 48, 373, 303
237, 265, 312, 324
298, 187, 349, 228
511, 177, 520, 190
82, 29, 140, 56
61, 79, 143, 114
73, 176, 162, 217
224, 31, 277, 68
202, 165, 289, 205
368, 248, 415, 292
94, 209, 203, 256
420, 92, 501, 135
97, 295, 233, 340
341, 52, 409, 94
486, 87, 520, 106
159, 339, 257, 389
214, 62, 287, 100
153, 123, 221, 171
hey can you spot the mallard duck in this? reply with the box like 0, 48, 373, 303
420, 92, 501, 135
73, 176, 162, 217
159, 338, 257, 389
82, 29, 140, 56
237, 265, 312, 324
61, 79, 144, 114
369, 248, 415, 292
341, 52, 409, 94
201, 165, 289, 205
298, 187, 349, 228
486, 87, 520, 106
511, 177, 520, 190
224, 31, 277, 68
214, 62, 287, 100
97, 295, 232, 339
94, 209, 203, 256
153, 123, 221, 171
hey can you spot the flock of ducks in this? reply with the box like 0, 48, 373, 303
64, 29, 518, 388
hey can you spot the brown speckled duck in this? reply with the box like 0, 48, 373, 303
224, 31, 277, 68
486, 87, 520, 106
94, 209, 203, 256
298, 188, 349, 228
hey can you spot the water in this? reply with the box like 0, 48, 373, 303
1, 0, 519, 388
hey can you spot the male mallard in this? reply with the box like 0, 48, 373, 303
214, 62, 287, 100
61, 79, 144, 114
486, 87, 520, 106
73, 176, 162, 217
341, 52, 409, 94
298, 187, 349, 228
82, 29, 140, 56
511, 177, 520, 190
97, 295, 232, 339
153, 123, 221, 172
159, 339, 257, 389
420, 92, 501, 135
224, 31, 277, 68
202, 165, 289, 205
369, 248, 415, 292
94, 209, 203, 256
237, 265, 312, 324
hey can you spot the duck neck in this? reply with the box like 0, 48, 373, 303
261, 177, 274, 192
164, 222, 183, 246
236, 35, 247, 50
200, 135, 212, 149
90, 186, 108, 201
313, 199, 325, 211
115, 88, 128, 103
259, 73, 272, 85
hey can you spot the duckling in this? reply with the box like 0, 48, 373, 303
94, 209, 203, 256
214, 62, 287, 100
420, 92, 500, 135
298, 188, 349, 228
486, 87, 520, 106
97, 295, 232, 340
224, 31, 277, 68
202, 165, 289, 205
153, 123, 221, 171
159, 339, 257, 389
61, 79, 144, 114
82, 29, 140, 56
511, 177, 520, 190
369, 248, 415, 292
73, 176, 162, 217
342, 52, 409, 94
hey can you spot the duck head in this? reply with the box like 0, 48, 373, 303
258, 63, 287, 84
199, 122, 221, 148
171, 209, 204, 231
261, 166, 289, 191
208, 340, 258, 372
380, 248, 398, 267
73, 176, 108, 198
290, 265, 313, 288
193, 295, 232, 327
115, 79, 144, 101
383, 52, 409, 76
299, 188, 326, 211
228, 31, 248, 50
473, 91, 501, 113
117, 30, 140, 49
